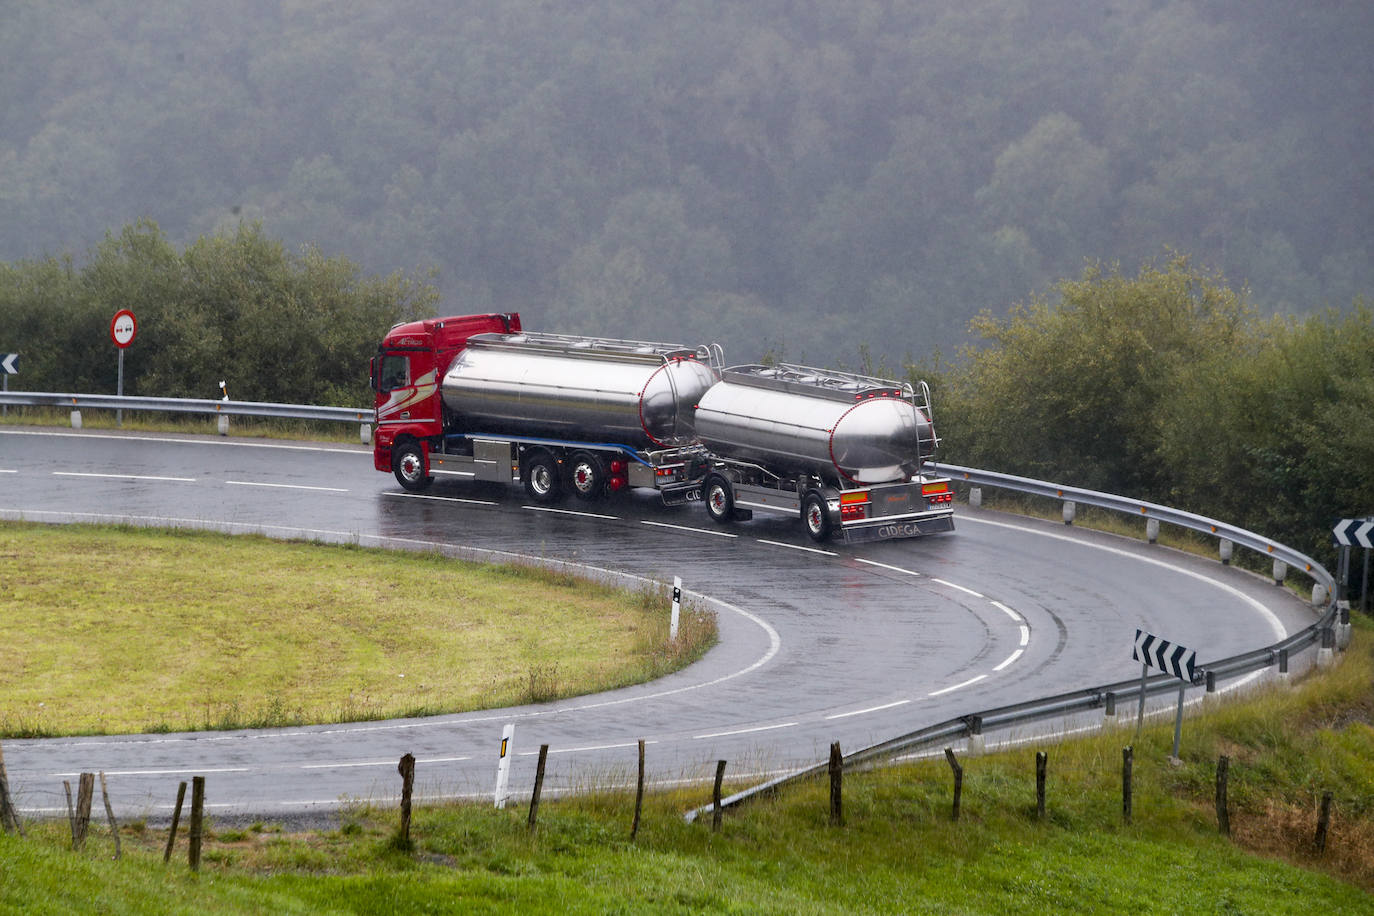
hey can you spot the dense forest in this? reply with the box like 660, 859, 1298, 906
2, 0, 1371, 362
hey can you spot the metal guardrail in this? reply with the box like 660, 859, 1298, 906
0, 390, 372, 425
687, 461, 1340, 821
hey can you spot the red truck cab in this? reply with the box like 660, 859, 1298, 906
371, 312, 521, 475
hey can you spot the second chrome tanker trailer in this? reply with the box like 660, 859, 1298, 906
370, 312, 954, 543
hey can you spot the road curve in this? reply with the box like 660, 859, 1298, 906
0, 428, 1318, 822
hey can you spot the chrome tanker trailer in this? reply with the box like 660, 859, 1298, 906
372, 313, 720, 501
694, 364, 955, 542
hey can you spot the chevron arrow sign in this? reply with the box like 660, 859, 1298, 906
0, 353, 16, 375
1132, 629, 1197, 682
1333, 518, 1374, 549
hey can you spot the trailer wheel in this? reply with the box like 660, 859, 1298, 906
704, 474, 734, 524
802, 491, 833, 542
567, 452, 606, 501
392, 440, 432, 492
524, 452, 563, 502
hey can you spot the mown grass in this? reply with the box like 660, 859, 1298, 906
5, 620, 1371, 913
0, 406, 363, 443
0, 521, 716, 737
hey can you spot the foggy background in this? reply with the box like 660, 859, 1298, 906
3, 0, 1371, 365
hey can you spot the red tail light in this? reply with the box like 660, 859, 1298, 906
610, 459, 627, 474
609, 475, 627, 492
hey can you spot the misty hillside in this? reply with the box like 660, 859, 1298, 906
3, 0, 1371, 363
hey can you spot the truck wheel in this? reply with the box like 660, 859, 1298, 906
393, 441, 432, 492
704, 474, 734, 524
802, 491, 833, 542
524, 452, 563, 502
567, 452, 606, 501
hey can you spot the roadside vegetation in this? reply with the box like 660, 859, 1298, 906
0, 522, 716, 737
4, 620, 1370, 913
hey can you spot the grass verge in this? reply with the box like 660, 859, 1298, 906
4, 620, 1371, 913
0, 521, 716, 737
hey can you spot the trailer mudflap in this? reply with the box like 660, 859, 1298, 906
840, 512, 956, 544
659, 480, 705, 506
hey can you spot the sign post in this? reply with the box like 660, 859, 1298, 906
1131, 629, 1200, 759
0, 353, 16, 418
110, 310, 137, 427
1333, 518, 1374, 613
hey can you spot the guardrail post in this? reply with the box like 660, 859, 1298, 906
1102, 691, 1116, 729
1218, 538, 1233, 565
360, 423, 372, 445
966, 715, 984, 756
1318, 627, 1335, 668
1272, 559, 1288, 585
1277, 648, 1290, 684
1145, 518, 1159, 544
1337, 603, 1352, 650
969, 487, 982, 508
1062, 500, 1075, 525
1312, 583, 1328, 607
217, 413, 229, 436
70, 409, 82, 429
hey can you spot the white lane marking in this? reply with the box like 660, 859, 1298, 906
994, 649, 1024, 672
930, 577, 984, 598
1018, 625, 1030, 647
959, 514, 1290, 641
523, 505, 619, 521
756, 539, 836, 556
824, 699, 911, 720
928, 674, 987, 697
54, 471, 196, 483
52, 767, 250, 777
226, 480, 349, 493
694, 722, 798, 740
0, 469, 16, 474
1, 429, 362, 454
640, 520, 738, 538
853, 557, 921, 576
518, 740, 658, 757
386, 492, 497, 507
301, 756, 470, 770
991, 600, 1022, 622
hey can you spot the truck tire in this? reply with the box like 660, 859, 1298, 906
567, 451, 606, 501
802, 490, 833, 542
704, 473, 734, 524
393, 441, 433, 492
524, 451, 563, 502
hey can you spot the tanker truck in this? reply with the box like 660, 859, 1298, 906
371, 312, 719, 504
694, 363, 955, 543
370, 312, 955, 543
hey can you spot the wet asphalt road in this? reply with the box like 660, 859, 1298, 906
0, 427, 1318, 823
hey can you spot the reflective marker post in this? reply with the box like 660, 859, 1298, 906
494, 723, 514, 809
670, 576, 682, 641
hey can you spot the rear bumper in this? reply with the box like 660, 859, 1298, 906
840, 511, 956, 543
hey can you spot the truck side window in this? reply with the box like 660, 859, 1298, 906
379, 355, 409, 391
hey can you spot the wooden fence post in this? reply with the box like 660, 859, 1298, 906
527, 745, 548, 832
631, 739, 645, 840
1215, 756, 1230, 837
74, 772, 95, 850
99, 772, 121, 860
1122, 746, 1133, 825
828, 742, 843, 827
0, 742, 23, 836
398, 753, 415, 844
189, 775, 205, 870
711, 760, 726, 832
164, 782, 187, 864
63, 780, 76, 849
1315, 791, 1333, 853
944, 748, 963, 821
1035, 751, 1047, 820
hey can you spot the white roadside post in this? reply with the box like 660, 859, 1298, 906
494, 723, 515, 809
670, 576, 682, 642
218, 381, 230, 436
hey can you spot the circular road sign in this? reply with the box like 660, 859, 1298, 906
110, 309, 138, 349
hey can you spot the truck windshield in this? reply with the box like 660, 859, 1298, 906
378, 354, 410, 391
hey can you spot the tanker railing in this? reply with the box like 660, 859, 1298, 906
686, 464, 1339, 822
0, 391, 373, 440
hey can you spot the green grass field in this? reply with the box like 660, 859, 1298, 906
0, 522, 716, 736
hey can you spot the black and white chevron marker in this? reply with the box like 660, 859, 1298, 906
1133, 628, 1197, 682
1333, 518, 1374, 549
